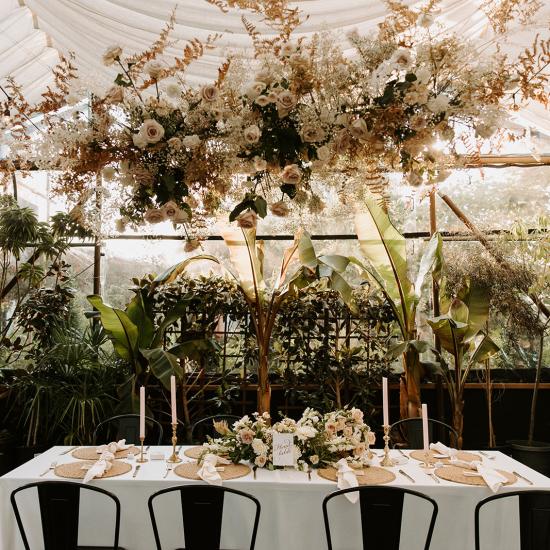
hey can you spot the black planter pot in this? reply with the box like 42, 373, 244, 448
14, 445, 48, 469
479, 443, 512, 456
0, 430, 15, 475
508, 440, 550, 476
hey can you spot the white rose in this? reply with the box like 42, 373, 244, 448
276, 90, 297, 111
280, 164, 302, 185
245, 81, 266, 100
167, 137, 182, 149
243, 125, 262, 144
281, 42, 297, 57
101, 166, 116, 181
296, 425, 317, 441
391, 48, 413, 69
253, 157, 267, 172
102, 45, 122, 67
145, 60, 164, 79
144, 208, 166, 224
301, 125, 325, 143
252, 438, 268, 456
309, 455, 319, 465
138, 119, 165, 144
270, 200, 289, 217
255, 95, 271, 107
350, 118, 370, 141
427, 94, 451, 113
161, 201, 180, 219
200, 84, 219, 103
132, 132, 148, 149
254, 455, 267, 467
316, 145, 330, 162
165, 82, 181, 98
182, 134, 201, 149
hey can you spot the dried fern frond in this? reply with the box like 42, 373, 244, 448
514, 33, 550, 107
481, 0, 543, 34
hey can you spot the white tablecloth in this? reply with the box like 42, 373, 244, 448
1, 447, 549, 550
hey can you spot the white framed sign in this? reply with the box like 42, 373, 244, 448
272, 432, 295, 467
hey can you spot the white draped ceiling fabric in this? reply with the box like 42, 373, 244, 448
1, 0, 550, 133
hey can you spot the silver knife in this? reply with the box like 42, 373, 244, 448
398, 449, 408, 458
427, 471, 440, 484
513, 471, 533, 485
60, 446, 78, 455
399, 469, 415, 483
132, 465, 141, 478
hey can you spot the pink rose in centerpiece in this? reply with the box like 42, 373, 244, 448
353, 443, 366, 457
236, 210, 257, 229
239, 428, 255, 445
325, 422, 337, 434
144, 208, 166, 224
200, 84, 219, 103
255, 455, 267, 467
280, 164, 302, 185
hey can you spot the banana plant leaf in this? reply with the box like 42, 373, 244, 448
427, 316, 469, 355
87, 295, 139, 365
125, 290, 155, 349
140, 348, 182, 389
152, 255, 222, 287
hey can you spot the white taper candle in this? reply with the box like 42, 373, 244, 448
139, 386, 145, 440
170, 375, 177, 424
382, 377, 389, 426
422, 403, 429, 452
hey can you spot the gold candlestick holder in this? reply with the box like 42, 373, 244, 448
136, 436, 148, 463
167, 423, 182, 464
380, 424, 395, 467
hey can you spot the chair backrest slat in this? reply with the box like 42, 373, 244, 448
10, 481, 121, 550
476, 490, 550, 550
93, 414, 164, 445
191, 415, 241, 444
390, 418, 458, 449
323, 486, 438, 550
148, 484, 260, 550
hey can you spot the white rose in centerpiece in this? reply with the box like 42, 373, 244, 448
350, 118, 370, 141
145, 60, 164, 79
391, 48, 413, 70
161, 201, 180, 220
165, 82, 181, 98
102, 45, 122, 66
316, 145, 331, 162
200, 84, 219, 103
167, 137, 182, 150
132, 132, 148, 149
182, 134, 201, 149
243, 124, 262, 144
427, 93, 451, 113
138, 119, 165, 144
351, 408, 364, 423
144, 208, 166, 224
245, 81, 266, 100
343, 426, 353, 437
236, 210, 258, 229
255, 455, 267, 467
253, 157, 267, 172
280, 164, 302, 185
239, 428, 255, 445
270, 200, 290, 217
252, 438, 269, 456
296, 425, 317, 441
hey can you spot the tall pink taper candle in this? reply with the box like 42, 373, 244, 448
170, 375, 177, 424
139, 386, 145, 439
382, 377, 389, 426
422, 403, 429, 452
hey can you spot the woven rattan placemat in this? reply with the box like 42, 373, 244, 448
409, 450, 481, 464
183, 446, 207, 460
72, 446, 140, 460
54, 460, 132, 480
435, 465, 516, 486
317, 466, 396, 485
174, 461, 251, 481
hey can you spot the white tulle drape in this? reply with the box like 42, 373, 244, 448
1, 0, 550, 132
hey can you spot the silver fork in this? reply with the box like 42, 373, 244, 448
39, 461, 57, 477
163, 463, 173, 479
427, 471, 440, 484
479, 451, 496, 460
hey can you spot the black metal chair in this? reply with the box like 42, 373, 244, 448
323, 486, 438, 550
475, 490, 550, 550
190, 415, 241, 443
389, 418, 458, 449
10, 480, 124, 550
93, 414, 163, 445
148, 484, 261, 550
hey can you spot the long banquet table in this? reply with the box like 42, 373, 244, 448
1, 446, 549, 550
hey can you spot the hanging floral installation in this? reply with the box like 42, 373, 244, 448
0, 0, 548, 237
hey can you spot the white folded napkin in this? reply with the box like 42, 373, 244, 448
82, 451, 115, 483
449, 458, 508, 493
336, 458, 359, 503
96, 439, 131, 454
197, 453, 231, 486
430, 442, 457, 458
